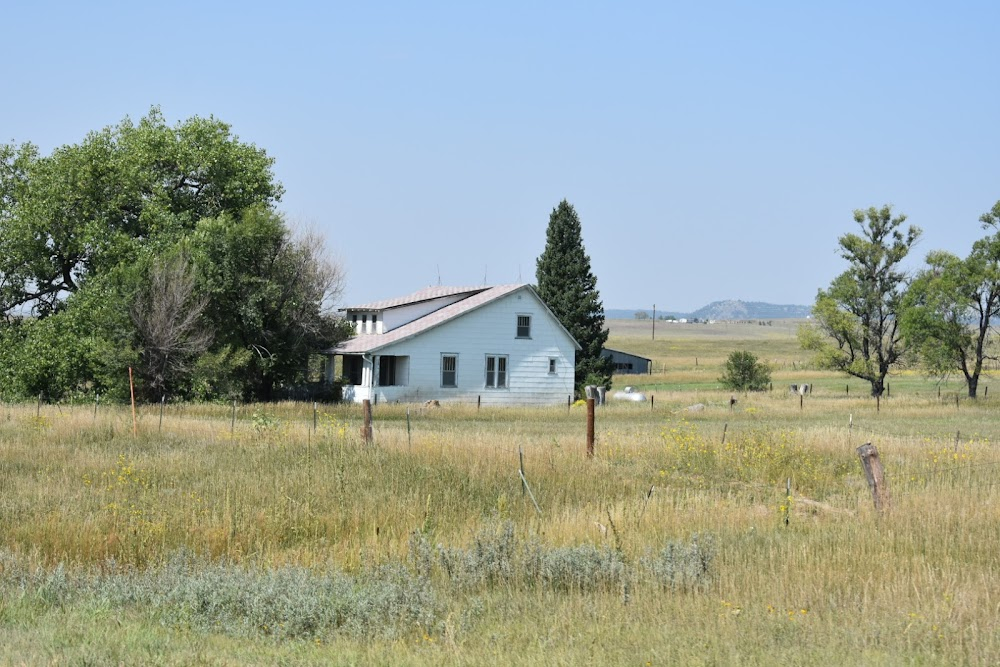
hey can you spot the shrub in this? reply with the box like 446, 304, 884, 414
719, 350, 771, 392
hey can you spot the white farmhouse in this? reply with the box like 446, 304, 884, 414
325, 284, 580, 405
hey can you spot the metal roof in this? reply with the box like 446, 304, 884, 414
329, 284, 581, 354
602, 347, 653, 362
340, 285, 490, 311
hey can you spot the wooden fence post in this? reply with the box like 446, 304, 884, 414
784, 478, 791, 527
361, 399, 373, 444
856, 442, 889, 512
586, 398, 595, 458
128, 367, 137, 437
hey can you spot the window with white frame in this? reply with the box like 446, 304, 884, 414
441, 354, 457, 387
485, 355, 508, 388
548, 358, 557, 374
516, 314, 531, 338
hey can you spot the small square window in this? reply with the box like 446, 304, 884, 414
516, 314, 531, 338
548, 358, 557, 374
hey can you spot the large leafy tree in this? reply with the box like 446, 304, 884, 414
0, 107, 282, 317
799, 205, 921, 397
535, 199, 613, 390
0, 110, 346, 402
901, 203, 1000, 397
193, 209, 349, 400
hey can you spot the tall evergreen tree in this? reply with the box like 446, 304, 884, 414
535, 199, 613, 391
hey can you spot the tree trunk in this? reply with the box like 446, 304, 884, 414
260, 375, 275, 402
967, 374, 979, 399
870, 377, 884, 397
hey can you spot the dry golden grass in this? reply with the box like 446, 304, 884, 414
3, 324, 1000, 664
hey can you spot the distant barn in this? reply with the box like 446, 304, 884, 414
602, 348, 652, 375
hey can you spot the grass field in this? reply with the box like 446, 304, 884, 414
2, 319, 999, 665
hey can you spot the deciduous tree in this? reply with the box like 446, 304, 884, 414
130, 251, 213, 400
901, 202, 1000, 397
799, 205, 920, 397
193, 209, 349, 400
0, 107, 281, 317
0, 111, 347, 402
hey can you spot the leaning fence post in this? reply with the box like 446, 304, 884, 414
637, 485, 655, 526
518, 468, 542, 515
857, 442, 889, 512
519, 447, 526, 496
406, 407, 412, 449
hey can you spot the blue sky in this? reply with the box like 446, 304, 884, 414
5, 1, 999, 312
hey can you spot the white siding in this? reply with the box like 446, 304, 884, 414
364, 289, 576, 405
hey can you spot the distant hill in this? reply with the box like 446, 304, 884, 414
607, 300, 811, 321
690, 300, 812, 320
